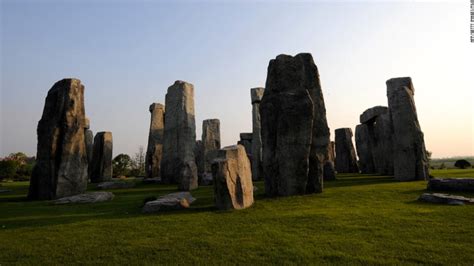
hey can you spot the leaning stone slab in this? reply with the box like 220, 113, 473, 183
54, 192, 114, 204
212, 145, 254, 210
418, 193, 474, 205
427, 178, 474, 193
142, 192, 196, 213
97, 181, 136, 190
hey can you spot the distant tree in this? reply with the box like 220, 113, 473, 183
0, 159, 20, 181
112, 154, 132, 177
7, 152, 28, 164
0, 152, 34, 181
439, 163, 446, 169
454, 159, 471, 169
131, 146, 146, 177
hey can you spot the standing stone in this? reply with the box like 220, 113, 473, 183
372, 111, 394, 175
202, 119, 221, 175
145, 103, 165, 179
251, 87, 265, 181
335, 128, 359, 173
212, 145, 254, 210
355, 124, 375, 174
387, 77, 429, 181
90, 132, 113, 183
28, 78, 88, 200
237, 133, 252, 155
84, 118, 93, 180
161, 80, 198, 190
261, 53, 330, 196
323, 140, 336, 181
194, 140, 204, 180
357, 106, 394, 175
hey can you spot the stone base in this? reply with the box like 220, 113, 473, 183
418, 193, 474, 205
142, 192, 196, 213
54, 192, 114, 204
428, 178, 474, 192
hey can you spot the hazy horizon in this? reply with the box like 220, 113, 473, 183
1, 1, 473, 159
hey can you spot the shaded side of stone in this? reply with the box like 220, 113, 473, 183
90, 131, 113, 183
335, 128, 359, 173
145, 103, 165, 179
387, 77, 429, 181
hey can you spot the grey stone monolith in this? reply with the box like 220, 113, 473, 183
145, 103, 165, 179
261, 53, 330, 196
28, 79, 88, 200
335, 128, 359, 173
90, 132, 113, 183
387, 77, 429, 181
161, 80, 198, 190
251, 87, 265, 181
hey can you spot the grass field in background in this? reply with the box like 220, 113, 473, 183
0, 169, 473, 265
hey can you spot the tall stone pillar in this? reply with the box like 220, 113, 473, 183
28, 78, 88, 200
161, 80, 198, 190
261, 53, 330, 197
90, 132, 113, 183
202, 119, 221, 176
145, 103, 165, 179
335, 128, 359, 173
387, 77, 429, 181
251, 87, 264, 181
84, 118, 93, 180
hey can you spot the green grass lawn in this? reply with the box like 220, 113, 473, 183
1, 169, 473, 265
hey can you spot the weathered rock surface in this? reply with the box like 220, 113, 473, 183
427, 178, 474, 192
237, 133, 253, 155
335, 128, 359, 173
145, 103, 165, 179
360, 106, 389, 124
355, 124, 375, 174
202, 119, 221, 174
28, 78, 88, 200
161, 80, 198, 191
418, 193, 474, 205
323, 141, 336, 181
142, 192, 196, 213
97, 181, 135, 190
212, 145, 254, 210
90, 132, 113, 183
194, 140, 205, 180
251, 87, 265, 181
387, 77, 429, 181
84, 128, 94, 178
261, 53, 330, 196
54, 192, 114, 204
372, 111, 394, 175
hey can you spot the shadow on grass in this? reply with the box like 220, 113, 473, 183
326, 175, 396, 188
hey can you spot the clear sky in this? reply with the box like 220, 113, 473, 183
1, 0, 473, 159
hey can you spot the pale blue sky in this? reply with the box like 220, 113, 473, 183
1, 0, 473, 158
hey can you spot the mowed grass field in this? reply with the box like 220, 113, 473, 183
0, 169, 473, 265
